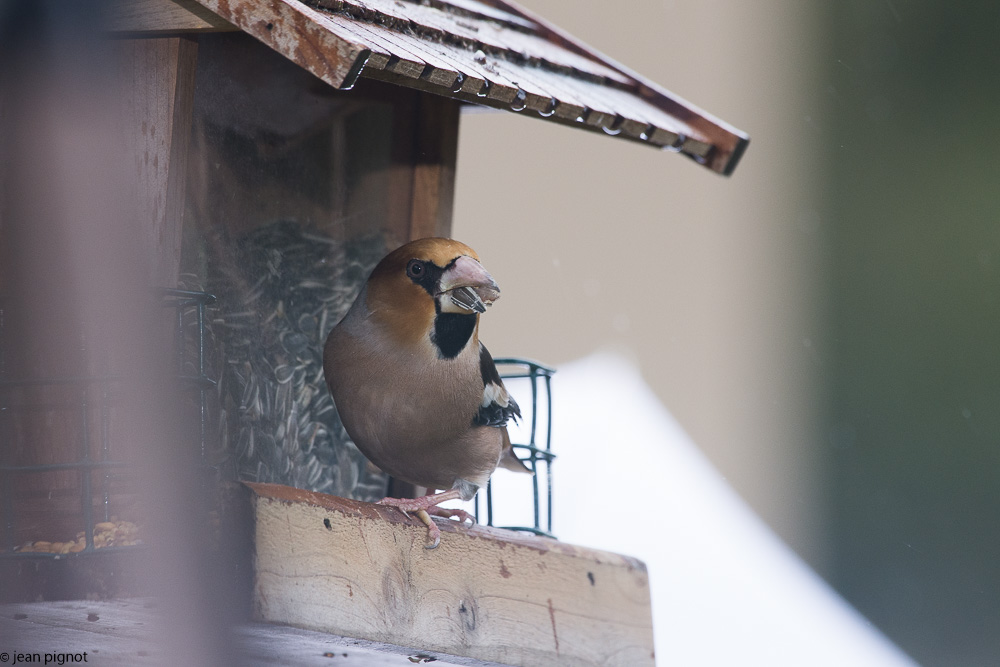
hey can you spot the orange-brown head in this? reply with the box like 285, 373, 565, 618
365, 238, 500, 357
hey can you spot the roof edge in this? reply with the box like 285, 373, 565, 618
483, 0, 750, 175
193, 0, 371, 90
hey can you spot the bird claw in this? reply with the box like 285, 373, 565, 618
428, 507, 476, 526
376, 492, 474, 548
414, 510, 441, 549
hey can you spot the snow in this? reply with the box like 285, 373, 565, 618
489, 350, 918, 667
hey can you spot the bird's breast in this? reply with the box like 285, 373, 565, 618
324, 323, 498, 489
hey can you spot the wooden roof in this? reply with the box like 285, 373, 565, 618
147, 0, 750, 175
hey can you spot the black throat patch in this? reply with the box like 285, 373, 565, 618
407, 256, 475, 358
431, 307, 477, 359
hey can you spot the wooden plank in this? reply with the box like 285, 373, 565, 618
233, 622, 472, 666
319, 18, 392, 70
0, 599, 475, 665
351, 26, 615, 131
340, 21, 427, 79
416, 39, 507, 99
374, 34, 490, 97
328, 0, 630, 86
192, 0, 371, 90
345, 18, 460, 87
476, 22, 631, 86
319, 2, 518, 103
505, 64, 601, 123
428, 42, 523, 104
385, 43, 586, 122
353, 22, 616, 128
368, 64, 710, 161
106, 0, 236, 34
118, 36, 198, 291
0, 600, 156, 660
590, 83, 693, 138
409, 94, 460, 240
412, 50, 518, 105
429, 0, 538, 31
247, 482, 655, 667
340, 0, 491, 48
372, 30, 462, 88
553, 76, 697, 148
473, 54, 578, 117
519, 66, 617, 128
383, 87, 420, 250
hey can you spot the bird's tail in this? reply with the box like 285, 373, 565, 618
498, 427, 534, 474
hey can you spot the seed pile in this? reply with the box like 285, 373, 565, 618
207, 221, 388, 501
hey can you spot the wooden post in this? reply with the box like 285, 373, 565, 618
246, 482, 656, 666
118, 36, 198, 290
409, 93, 460, 240
381, 85, 461, 246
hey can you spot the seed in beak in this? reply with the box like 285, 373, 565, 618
448, 286, 487, 313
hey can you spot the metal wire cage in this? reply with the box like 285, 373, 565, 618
0, 289, 216, 560
475, 358, 556, 539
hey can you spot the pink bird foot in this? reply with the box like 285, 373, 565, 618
377, 489, 475, 548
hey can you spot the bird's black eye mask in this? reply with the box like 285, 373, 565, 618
406, 257, 455, 296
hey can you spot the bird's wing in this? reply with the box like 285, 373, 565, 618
474, 343, 521, 427
476, 345, 532, 474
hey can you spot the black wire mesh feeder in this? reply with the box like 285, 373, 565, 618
476, 358, 556, 539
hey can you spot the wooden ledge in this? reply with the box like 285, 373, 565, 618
245, 482, 655, 666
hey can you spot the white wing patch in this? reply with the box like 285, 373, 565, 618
482, 381, 510, 408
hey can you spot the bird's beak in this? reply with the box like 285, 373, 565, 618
438, 256, 500, 314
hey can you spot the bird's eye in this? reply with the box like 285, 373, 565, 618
406, 259, 425, 279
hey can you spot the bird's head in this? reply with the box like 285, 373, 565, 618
365, 238, 500, 353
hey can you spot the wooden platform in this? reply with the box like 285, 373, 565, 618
246, 482, 655, 666
0, 598, 471, 666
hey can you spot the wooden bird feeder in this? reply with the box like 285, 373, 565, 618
0, 1, 748, 664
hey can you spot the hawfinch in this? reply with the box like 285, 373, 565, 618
324, 238, 529, 547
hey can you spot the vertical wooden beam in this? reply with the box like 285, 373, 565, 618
118, 36, 198, 289
408, 93, 461, 241
378, 84, 460, 248
384, 89, 418, 249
